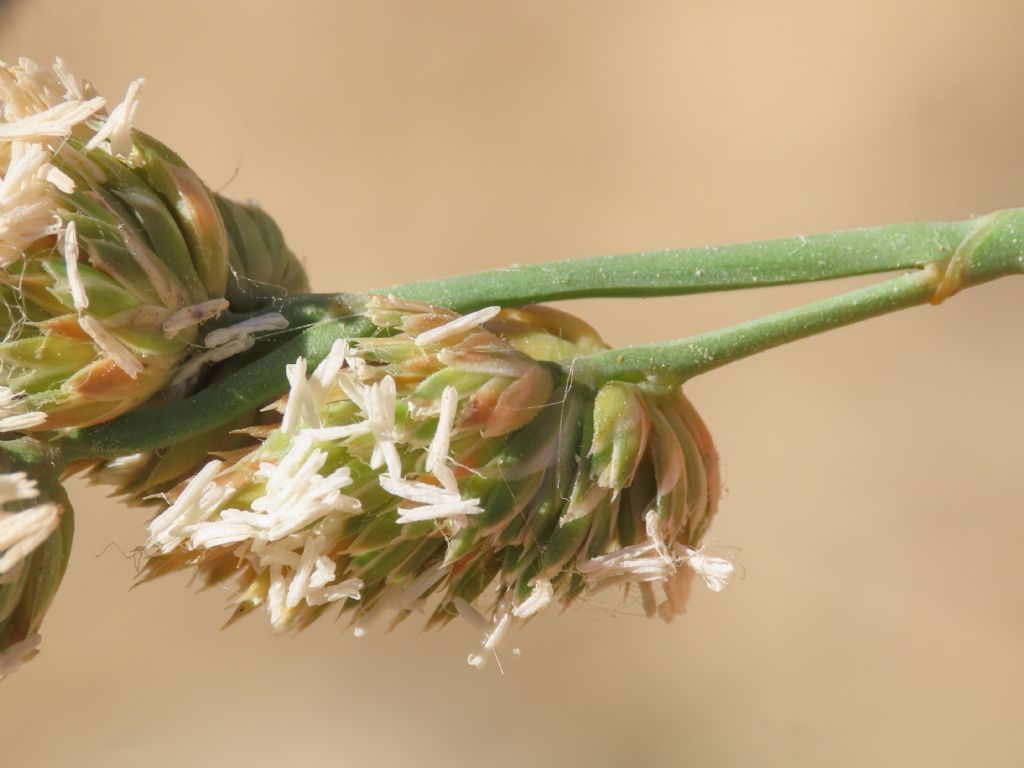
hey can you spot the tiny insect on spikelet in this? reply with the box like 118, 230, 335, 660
135, 296, 733, 667
0, 58, 308, 433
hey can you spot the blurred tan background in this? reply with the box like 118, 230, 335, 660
2, 1, 1023, 765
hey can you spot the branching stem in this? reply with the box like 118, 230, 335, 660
571, 208, 1024, 384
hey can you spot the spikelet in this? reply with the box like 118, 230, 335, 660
0, 58, 308, 432
130, 297, 731, 668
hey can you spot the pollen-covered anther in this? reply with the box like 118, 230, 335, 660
511, 579, 553, 619
0, 633, 42, 677
0, 501, 60, 574
0, 471, 38, 504
169, 312, 291, 388
162, 298, 230, 336
60, 219, 87, 310
0, 94, 105, 140
578, 510, 736, 617
85, 78, 144, 158
380, 475, 483, 524
365, 375, 402, 479
0, 471, 60, 576
146, 459, 228, 555
78, 315, 144, 379
203, 312, 289, 349
0, 388, 47, 433
0, 411, 48, 433
425, 385, 459, 491
414, 305, 502, 348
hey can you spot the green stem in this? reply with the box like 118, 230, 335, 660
572, 270, 936, 385
0, 436, 59, 474
383, 218, 980, 309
